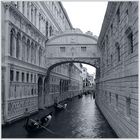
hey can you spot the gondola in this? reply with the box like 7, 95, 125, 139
78, 94, 83, 98
24, 113, 52, 133
54, 103, 67, 111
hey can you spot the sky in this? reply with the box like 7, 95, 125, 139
62, 1, 108, 74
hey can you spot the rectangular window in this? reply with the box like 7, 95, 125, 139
60, 47, 65, 52
16, 71, 19, 82
31, 74, 33, 83
10, 70, 14, 81
111, 24, 113, 35
111, 54, 113, 66
34, 75, 36, 83
81, 47, 86, 52
109, 92, 111, 104
22, 72, 24, 82
117, 8, 120, 23
115, 94, 118, 109
26, 73, 29, 82
127, 32, 133, 53
126, 98, 131, 117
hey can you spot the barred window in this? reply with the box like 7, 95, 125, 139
60, 47, 65, 52
81, 47, 86, 52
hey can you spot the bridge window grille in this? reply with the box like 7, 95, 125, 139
10, 70, 14, 81
81, 47, 86, 52
60, 47, 65, 52
22, 72, 24, 82
126, 98, 131, 117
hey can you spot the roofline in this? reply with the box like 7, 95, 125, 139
59, 2, 73, 29
47, 32, 98, 44
97, 2, 117, 46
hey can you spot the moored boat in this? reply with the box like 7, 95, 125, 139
54, 103, 67, 111
24, 113, 52, 133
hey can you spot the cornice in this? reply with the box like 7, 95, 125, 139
58, 2, 73, 29
97, 2, 117, 46
6, 2, 47, 41
47, 32, 98, 44
40, 2, 63, 32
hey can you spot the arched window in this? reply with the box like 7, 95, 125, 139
27, 2, 30, 18
46, 21, 48, 37
31, 42, 34, 63
31, 4, 33, 22
27, 39, 30, 62
10, 29, 15, 56
49, 26, 52, 36
22, 36, 26, 61
16, 32, 21, 59
22, 1, 25, 14
39, 47, 42, 66
34, 44, 37, 64
115, 42, 120, 62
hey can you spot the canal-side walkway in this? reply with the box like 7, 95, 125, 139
2, 94, 118, 138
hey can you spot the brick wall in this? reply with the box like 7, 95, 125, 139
96, 2, 138, 138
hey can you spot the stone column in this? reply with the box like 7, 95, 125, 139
24, 2, 27, 17
36, 10, 39, 29
19, 1, 22, 13
13, 33, 16, 58
4, 5, 10, 56
19, 37, 22, 60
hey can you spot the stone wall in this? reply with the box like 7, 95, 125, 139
96, 2, 138, 138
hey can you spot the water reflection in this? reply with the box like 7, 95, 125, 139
2, 94, 118, 138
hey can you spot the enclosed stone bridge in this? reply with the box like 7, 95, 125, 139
45, 31, 101, 74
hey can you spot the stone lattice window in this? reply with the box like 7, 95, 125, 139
60, 47, 65, 52
81, 47, 86, 52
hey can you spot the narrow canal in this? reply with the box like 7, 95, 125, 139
2, 94, 118, 138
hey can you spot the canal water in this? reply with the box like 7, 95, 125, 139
2, 94, 118, 138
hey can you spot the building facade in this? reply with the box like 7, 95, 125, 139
1, 1, 82, 124
96, 2, 138, 138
